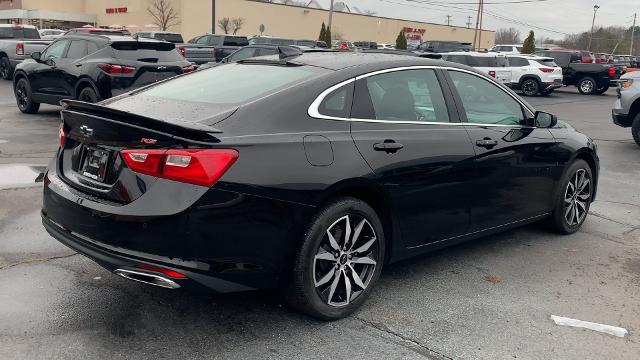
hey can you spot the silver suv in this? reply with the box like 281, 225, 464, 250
612, 71, 640, 146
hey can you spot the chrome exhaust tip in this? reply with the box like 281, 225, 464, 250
114, 269, 181, 289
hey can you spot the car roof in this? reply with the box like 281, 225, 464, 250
442, 51, 505, 57
0, 24, 37, 28
285, 52, 446, 71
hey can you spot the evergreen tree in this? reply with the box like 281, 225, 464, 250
396, 31, 407, 50
522, 31, 536, 54
325, 28, 332, 48
319, 22, 326, 42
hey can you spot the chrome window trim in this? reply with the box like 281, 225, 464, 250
307, 65, 536, 129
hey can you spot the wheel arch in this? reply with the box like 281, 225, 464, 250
12, 70, 27, 86
629, 97, 640, 121
519, 74, 542, 86
316, 178, 398, 264
74, 77, 100, 100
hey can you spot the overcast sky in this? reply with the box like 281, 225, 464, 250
314, 0, 638, 40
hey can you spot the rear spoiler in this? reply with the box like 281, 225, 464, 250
111, 41, 175, 51
61, 100, 223, 143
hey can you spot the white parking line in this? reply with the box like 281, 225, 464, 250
550, 315, 628, 338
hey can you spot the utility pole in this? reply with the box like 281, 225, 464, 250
446, 15, 452, 26
472, 0, 482, 50
327, 0, 335, 41
467, 16, 472, 29
478, 0, 484, 50
588, 4, 600, 51
631, 13, 637, 55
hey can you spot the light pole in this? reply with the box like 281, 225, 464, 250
327, 0, 335, 43
587, 4, 600, 51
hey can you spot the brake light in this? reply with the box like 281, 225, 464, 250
182, 65, 195, 73
178, 46, 185, 57
608, 67, 615, 78
136, 264, 187, 279
121, 148, 238, 187
539, 68, 554, 73
488, 71, 496, 78
98, 63, 136, 74
58, 123, 66, 148
15, 42, 24, 56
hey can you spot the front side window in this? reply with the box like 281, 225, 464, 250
43, 40, 69, 61
449, 70, 525, 126
354, 69, 450, 122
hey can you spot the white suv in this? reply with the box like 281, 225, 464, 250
441, 52, 512, 84
506, 55, 563, 96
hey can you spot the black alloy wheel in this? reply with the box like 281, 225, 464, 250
288, 197, 385, 320
577, 77, 596, 95
0, 57, 12, 80
550, 160, 592, 234
78, 86, 99, 103
521, 78, 540, 96
15, 78, 40, 114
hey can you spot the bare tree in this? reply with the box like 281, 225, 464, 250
231, 18, 245, 35
495, 27, 522, 44
218, 17, 231, 34
147, 0, 180, 31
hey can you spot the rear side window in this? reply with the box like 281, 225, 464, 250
65, 40, 87, 59
318, 82, 354, 118
0, 27, 39, 39
87, 41, 99, 54
195, 36, 210, 45
224, 37, 249, 46
508, 57, 529, 67
354, 69, 450, 123
111, 42, 183, 61
141, 64, 322, 105
469, 56, 508, 67
0, 28, 13, 38
444, 55, 469, 65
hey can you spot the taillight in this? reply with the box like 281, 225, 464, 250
178, 46, 185, 57
182, 65, 195, 73
58, 123, 66, 148
608, 67, 615, 78
488, 71, 496, 78
120, 148, 238, 187
98, 63, 136, 74
136, 264, 187, 279
15, 42, 24, 56
539, 68, 554, 73
212, 47, 216, 59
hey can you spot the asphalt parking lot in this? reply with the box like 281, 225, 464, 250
0, 80, 639, 359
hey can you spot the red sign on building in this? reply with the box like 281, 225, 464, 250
105, 7, 128, 14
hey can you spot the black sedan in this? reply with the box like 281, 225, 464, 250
13, 34, 193, 114
41, 53, 598, 320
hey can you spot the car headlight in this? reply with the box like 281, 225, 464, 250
620, 79, 634, 89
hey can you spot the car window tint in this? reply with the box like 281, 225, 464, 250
43, 40, 69, 60
359, 69, 449, 122
65, 40, 87, 59
224, 37, 249, 46
449, 70, 524, 126
195, 36, 209, 44
141, 64, 322, 105
87, 41, 99, 54
508, 57, 528, 66
254, 48, 277, 57
445, 55, 469, 65
229, 48, 258, 61
318, 82, 354, 118
536, 59, 557, 67
155, 33, 183, 43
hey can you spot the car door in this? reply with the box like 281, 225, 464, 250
29, 39, 70, 97
58, 39, 88, 98
349, 68, 477, 248
444, 69, 558, 231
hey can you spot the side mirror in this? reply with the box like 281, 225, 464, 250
534, 111, 557, 128
31, 52, 41, 61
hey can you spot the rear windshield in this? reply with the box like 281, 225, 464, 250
535, 59, 558, 67
468, 56, 509, 67
155, 33, 184, 43
0, 27, 40, 39
140, 64, 323, 106
111, 42, 183, 61
90, 30, 128, 36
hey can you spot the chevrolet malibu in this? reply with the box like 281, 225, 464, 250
42, 53, 598, 320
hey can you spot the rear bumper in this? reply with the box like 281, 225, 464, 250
42, 212, 253, 292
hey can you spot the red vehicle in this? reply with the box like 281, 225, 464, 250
64, 27, 130, 36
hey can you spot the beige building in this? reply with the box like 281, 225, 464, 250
0, 0, 495, 49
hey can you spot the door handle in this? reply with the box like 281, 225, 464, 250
476, 138, 498, 149
373, 140, 404, 153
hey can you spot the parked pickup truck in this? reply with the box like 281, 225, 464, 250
0, 24, 51, 80
536, 49, 614, 95
178, 34, 248, 64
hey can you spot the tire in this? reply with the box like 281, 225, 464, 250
577, 77, 596, 95
632, 112, 640, 147
77, 86, 99, 103
549, 159, 593, 234
520, 78, 540, 96
540, 89, 554, 96
287, 197, 385, 320
14, 78, 40, 114
595, 85, 609, 95
0, 56, 12, 80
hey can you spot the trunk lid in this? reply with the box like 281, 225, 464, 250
58, 100, 222, 204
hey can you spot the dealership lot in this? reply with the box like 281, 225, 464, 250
0, 77, 639, 360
